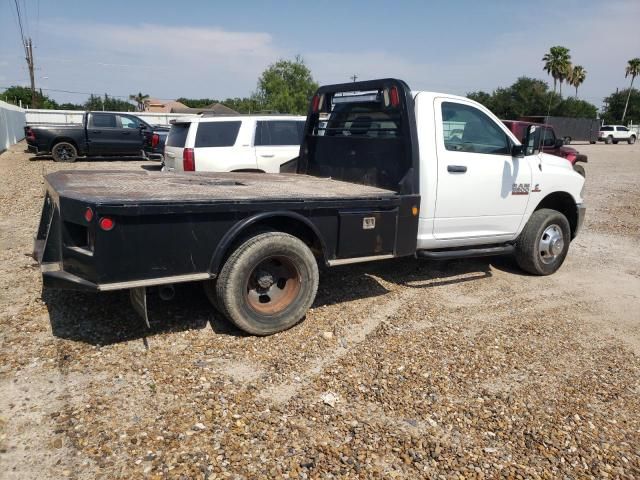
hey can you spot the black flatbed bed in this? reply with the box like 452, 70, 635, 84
46, 170, 397, 204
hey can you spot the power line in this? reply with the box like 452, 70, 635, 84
0, 85, 131, 100
13, 0, 26, 48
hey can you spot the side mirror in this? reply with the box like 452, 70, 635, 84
511, 144, 525, 158
554, 138, 564, 148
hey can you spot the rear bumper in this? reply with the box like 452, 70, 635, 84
27, 144, 39, 154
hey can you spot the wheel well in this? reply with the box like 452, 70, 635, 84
534, 192, 579, 238
211, 215, 326, 274
50, 137, 79, 152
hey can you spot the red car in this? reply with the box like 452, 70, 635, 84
502, 120, 587, 177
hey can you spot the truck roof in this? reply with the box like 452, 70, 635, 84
172, 114, 306, 124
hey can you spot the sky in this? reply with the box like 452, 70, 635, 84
1, 0, 638, 108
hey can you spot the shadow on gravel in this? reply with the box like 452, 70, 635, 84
140, 164, 162, 171
43, 283, 241, 346
43, 255, 521, 346
28, 155, 149, 163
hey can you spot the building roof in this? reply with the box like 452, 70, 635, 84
145, 98, 189, 113
170, 103, 239, 115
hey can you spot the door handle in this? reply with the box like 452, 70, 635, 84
447, 165, 467, 173
91, 130, 102, 134
166, 152, 175, 158
260, 154, 275, 158
122, 131, 131, 135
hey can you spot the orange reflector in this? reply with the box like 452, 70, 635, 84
99, 217, 115, 231
412, 206, 419, 216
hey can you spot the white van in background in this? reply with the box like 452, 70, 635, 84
163, 115, 306, 173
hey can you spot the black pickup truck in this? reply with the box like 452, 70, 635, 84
25, 111, 170, 162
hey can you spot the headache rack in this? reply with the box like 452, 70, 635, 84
296, 78, 420, 195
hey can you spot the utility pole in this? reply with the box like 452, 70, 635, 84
25, 38, 36, 108
350, 74, 358, 83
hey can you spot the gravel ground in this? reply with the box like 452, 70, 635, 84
0, 142, 639, 479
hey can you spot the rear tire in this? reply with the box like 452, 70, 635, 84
212, 231, 319, 335
573, 164, 585, 177
605, 135, 613, 144
516, 209, 571, 276
51, 142, 78, 162
629, 135, 636, 145
563, 136, 571, 144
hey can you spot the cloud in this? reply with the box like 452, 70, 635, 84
35, 21, 286, 100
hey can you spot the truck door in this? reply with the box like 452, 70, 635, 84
116, 114, 146, 154
254, 120, 305, 173
433, 98, 532, 241
87, 113, 121, 155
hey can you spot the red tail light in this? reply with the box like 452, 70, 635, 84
311, 94, 321, 113
389, 86, 400, 107
84, 207, 94, 222
99, 217, 115, 231
183, 148, 195, 171
151, 133, 159, 148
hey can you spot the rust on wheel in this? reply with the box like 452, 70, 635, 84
245, 256, 302, 315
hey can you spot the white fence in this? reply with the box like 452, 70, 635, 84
0, 100, 26, 152
25, 109, 195, 126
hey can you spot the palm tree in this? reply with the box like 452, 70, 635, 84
569, 65, 587, 98
129, 92, 150, 112
622, 58, 640, 122
542, 46, 572, 96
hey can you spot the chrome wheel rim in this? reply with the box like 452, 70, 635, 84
539, 224, 564, 264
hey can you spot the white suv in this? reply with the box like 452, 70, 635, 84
598, 125, 637, 144
163, 115, 306, 172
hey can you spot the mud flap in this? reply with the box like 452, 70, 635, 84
129, 287, 150, 328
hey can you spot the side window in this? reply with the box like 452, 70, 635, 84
90, 113, 117, 128
441, 102, 510, 154
118, 115, 141, 129
542, 128, 556, 147
255, 121, 304, 146
617, 126, 629, 132
194, 121, 241, 148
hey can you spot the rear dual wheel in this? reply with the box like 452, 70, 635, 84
205, 232, 319, 335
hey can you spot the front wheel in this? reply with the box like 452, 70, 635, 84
605, 135, 613, 144
51, 142, 78, 162
210, 231, 319, 335
563, 136, 572, 145
516, 209, 571, 276
629, 135, 636, 145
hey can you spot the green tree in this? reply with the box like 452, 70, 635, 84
0, 85, 58, 109
568, 65, 586, 98
467, 76, 597, 119
622, 58, 640, 121
254, 55, 318, 114
58, 102, 84, 110
542, 46, 572, 96
84, 94, 104, 111
176, 97, 219, 108
129, 92, 150, 111
603, 88, 640, 124
103, 94, 135, 111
